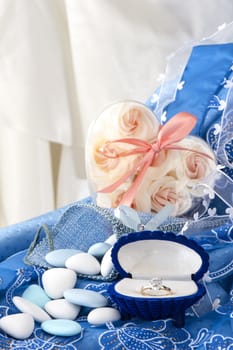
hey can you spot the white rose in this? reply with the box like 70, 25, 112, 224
134, 174, 192, 216
86, 101, 160, 193
88, 137, 141, 190
96, 184, 131, 208
150, 149, 181, 178
116, 101, 160, 140
88, 101, 160, 141
175, 136, 216, 196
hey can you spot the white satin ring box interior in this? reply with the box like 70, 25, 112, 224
109, 230, 209, 327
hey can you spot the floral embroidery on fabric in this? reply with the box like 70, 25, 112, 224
0, 328, 81, 349
98, 320, 211, 350
99, 321, 233, 350
205, 335, 233, 350
5, 267, 36, 307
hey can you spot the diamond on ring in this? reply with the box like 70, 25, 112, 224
140, 277, 173, 296
150, 277, 162, 289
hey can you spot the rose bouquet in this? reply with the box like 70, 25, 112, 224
86, 101, 216, 216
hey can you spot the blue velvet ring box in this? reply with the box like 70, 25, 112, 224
109, 230, 209, 327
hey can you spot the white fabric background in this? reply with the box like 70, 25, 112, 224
0, 0, 232, 226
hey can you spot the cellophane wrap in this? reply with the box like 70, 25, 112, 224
86, 101, 217, 218
86, 21, 233, 224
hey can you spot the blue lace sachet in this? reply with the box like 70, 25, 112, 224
24, 202, 132, 280
24, 201, 188, 281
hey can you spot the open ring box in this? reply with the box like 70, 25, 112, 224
109, 230, 209, 327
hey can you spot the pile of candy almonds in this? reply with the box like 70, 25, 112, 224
0, 234, 121, 340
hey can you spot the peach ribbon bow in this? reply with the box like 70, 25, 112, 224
99, 112, 210, 207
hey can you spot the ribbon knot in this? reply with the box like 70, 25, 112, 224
98, 112, 209, 207
151, 141, 162, 155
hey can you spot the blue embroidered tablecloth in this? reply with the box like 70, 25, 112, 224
0, 240, 232, 350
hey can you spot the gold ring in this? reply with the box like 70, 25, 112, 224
141, 277, 173, 296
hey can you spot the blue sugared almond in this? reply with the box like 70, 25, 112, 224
45, 248, 82, 267
41, 319, 82, 337
64, 288, 108, 308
